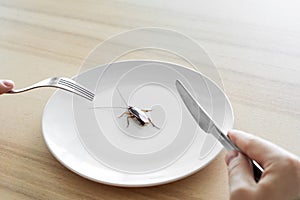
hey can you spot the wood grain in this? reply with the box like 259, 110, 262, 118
1, 0, 300, 199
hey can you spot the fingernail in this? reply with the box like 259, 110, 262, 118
227, 133, 232, 139
3, 80, 14, 88
225, 150, 239, 165
227, 129, 236, 137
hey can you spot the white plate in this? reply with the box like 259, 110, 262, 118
42, 60, 233, 187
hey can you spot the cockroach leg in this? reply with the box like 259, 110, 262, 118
126, 115, 135, 127
141, 109, 152, 112
148, 118, 160, 129
119, 111, 130, 118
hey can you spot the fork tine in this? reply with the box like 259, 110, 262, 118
59, 82, 94, 100
61, 87, 93, 101
59, 78, 94, 98
58, 78, 94, 100
63, 85, 94, 101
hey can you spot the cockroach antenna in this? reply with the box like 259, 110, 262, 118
89, 106, 127, 109
116, 87, 128, 106
89, 87, 129, 110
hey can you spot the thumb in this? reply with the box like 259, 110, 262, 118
225, 151, 256, 194
0, 80, 14, 94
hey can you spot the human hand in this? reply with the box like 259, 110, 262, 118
0, 80, 14, 94
225, 130, 300, 200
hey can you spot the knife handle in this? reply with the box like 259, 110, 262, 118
213, 126, 264, 182
251, 160, 263, 182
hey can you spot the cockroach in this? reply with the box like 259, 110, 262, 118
92, 89, 160, 129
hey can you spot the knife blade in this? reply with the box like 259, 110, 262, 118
175, 79, 263, 182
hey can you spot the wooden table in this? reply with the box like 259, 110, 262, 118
1, 1, 300, 199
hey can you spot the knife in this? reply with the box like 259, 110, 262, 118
175, 80, 263, 182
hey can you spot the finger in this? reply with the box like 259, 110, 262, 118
0, 80, 14, 94
228, 130, 287, 169
225, 151, 256, 194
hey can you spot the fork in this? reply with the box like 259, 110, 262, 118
6, 77, 94, 101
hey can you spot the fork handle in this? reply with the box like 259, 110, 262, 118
6, 85, 57, 94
